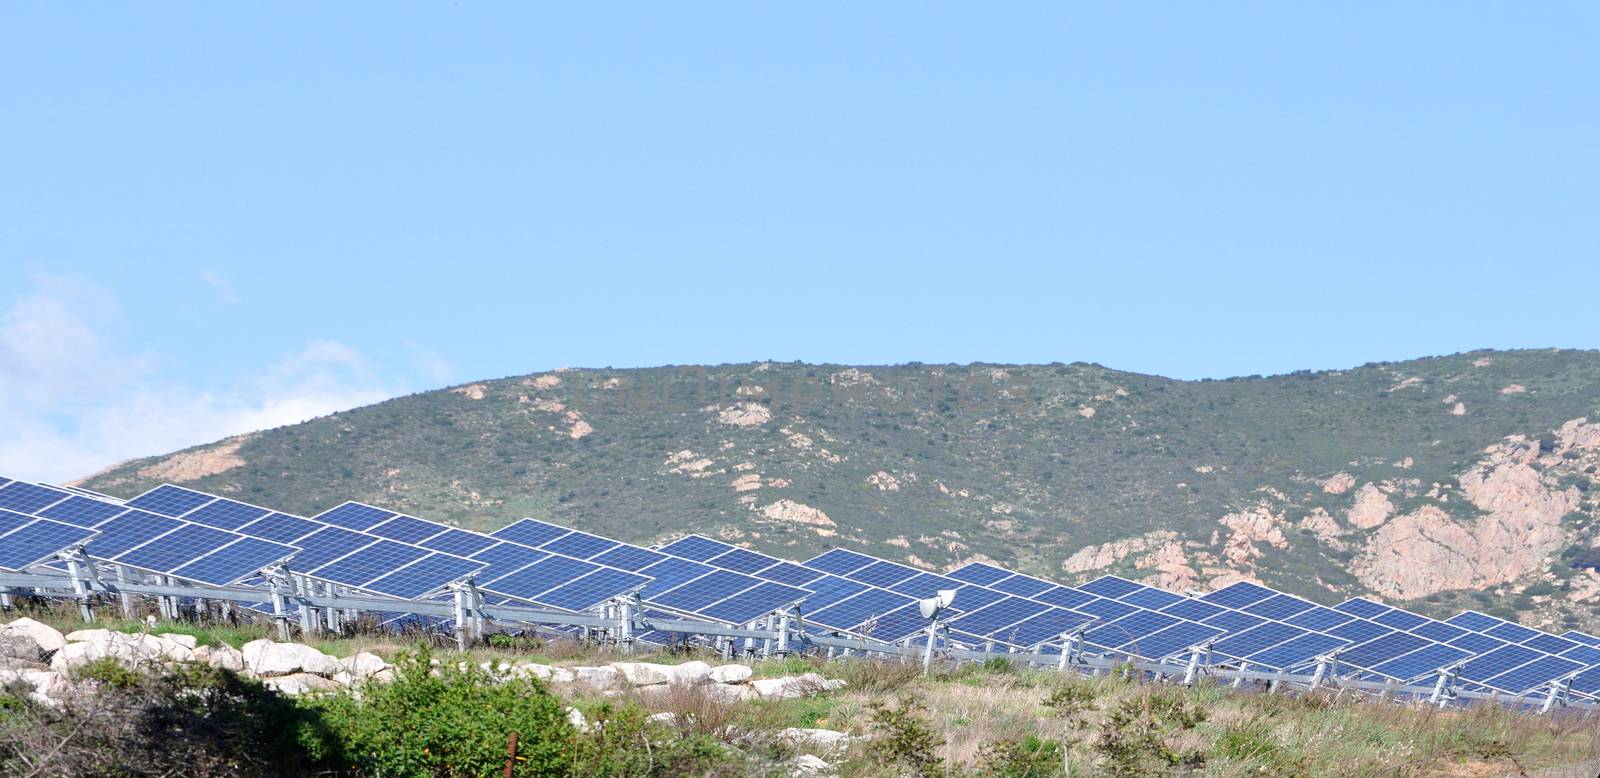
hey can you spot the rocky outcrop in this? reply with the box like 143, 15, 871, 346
1062, 531, 1177, 573
1217, 505, 1288, 566
1346, 483, 1394, 529
1321, 473, 1356, 495
1132, 539, 1200, 590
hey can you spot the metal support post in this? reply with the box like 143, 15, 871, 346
1429, 669, 1452, 706
1182, 646, 1204, 686
617, 599, 634, 655
1231, 663, 1248, 688
761, 614, 775, 659
452, 586, 468, 652
295, 575, 316, 635
1541, 679, 1568, 714
65, 555, 94, 623
921, 621, 938, 674
776, 614, 791, 654
1308, 657, 1329, 690
115, 565, 135, 619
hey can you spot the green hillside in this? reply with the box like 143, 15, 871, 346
82, 349, 1600, 628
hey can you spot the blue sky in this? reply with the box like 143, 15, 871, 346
2, 4, 1596, 480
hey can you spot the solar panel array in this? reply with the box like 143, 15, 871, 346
7, 472, 1600, 700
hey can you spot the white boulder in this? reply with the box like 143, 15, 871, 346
162, 634, 198, 649
1, 617, 66, 655
612, 661, 675, 686
779, 728, 851, 754
242, 640, 343, 678
49, 632, 166, 672
64, 628, 113, 643
646, 711, 678, 726
572, 665, 620, 687
204, 644, 245, 672
750, 673, 844, 701
710, 664, 753, 684
668, 660, 713, 686
342, 652, 391, 679
262, 673, 340, 696
786, 754, 832, 776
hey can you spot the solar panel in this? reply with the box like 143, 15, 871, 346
944, 562, 1014, 586
84, 511, 183, 558
805, 548, 877, 575
1075, 597, 1139, 622
238, 513, 322, 544
540, 530, 620, 559
855, 602, 945, 643
947, 584, 1008, 612
1458, 645, 1544, 683
990, 574, 1056, 598
286, 527, 380, 571
308, 540, 431, 587
847, 560, 922, 588
1367, 643, 1472, 682
114, 523, 237, 572
1120, 586, 1186, 610
125, 484, 215, 516
0, 519, 97, 570
948, 597, 1051, 637
0, 482, 72, 513
651, 570, 762, 612
1326, 619, 1392, 644
1371, 608, 1430, 631
1409, 620, 1470, 644
1485, 622, 1542, 644
1242, 594, 1318, 620
889, 572, 962, 598
1481, 655, 1583, 695
996, 608, 1096, 648
1333, 598, 1392, 620
1122, 621, 1225, 659
698, 581, 811, 624
1563, 631, 1600, 647
1159, 598, 1227, 622
169, 537, 300, 586
1283, 606, 1354, 632
526, 568, 648, 612
1561, 645, 1600, 665
706, 547, 775, 573
491, 518, 574, 548
758, 561, 828, 587
35, 496, 126, 527
635, 557, 716, 600
808, 588, 915, 631
180, 499, 272, 530
1035, 586, 1099, 610
1209, 622, 1308, 662
656, 535, 737, 562
1199, 581, 1277, 609
1201, 609, 1266, 634
420, 528, 501, 557
1448, 632, 1507, 655
1444, 611, 1502, 632
1335, 631, 1432, 671
369, 515, 449, 543
1244, 632, 1348, 670
1078, 575, 1145, 600
1523, 633, 1581, 655
590, 544, 668, 572
484, 556, 598, 601
314, 502, 398, 531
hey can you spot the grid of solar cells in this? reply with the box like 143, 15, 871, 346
807, 587, 916, 631
804, 548, 879, 575
36, 496, 127, 527
0, 509, 31, 536
84, 511, 183, 559
307, 540, 430, 587
697, 581, 810, 624
0, 482, 72, 514
706, 547, 776, 574
655, 535, 737, 562
125, 484, 216, 517
314, 502, 398, 531
0, 519, 97, 570
365, 554, 487, 599
482, 556, 599, 601
239, 513, 323, 544
169, 538, 300, 586
369, 515, 450, 543
468, 543, 550, 585
536, 568, 651, 611
284, 527, 380, 571
650, 570, 763, 612
180, 499, 272, 530
491, 518, 576, 548
114, 523, 238, 573
635, 557, 714, 600
541, 530, 619, 559
421, 528, 501, 557
943, 561, 1013, 587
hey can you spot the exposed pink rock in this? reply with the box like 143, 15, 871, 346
1218, 505, 1287, 566
1501, 384, 1527, 395
1346, 484, 1394, 529
1556, 418, 1600, 453
1298, 508, 1347, 551
1061, 531, 1177, 573
1321, 473, 1356, 495
1133, 540, 1199, 590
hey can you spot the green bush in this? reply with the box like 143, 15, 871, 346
865, 694, 945, 777
979, 734, 1066, 777
302, 647, 572, 777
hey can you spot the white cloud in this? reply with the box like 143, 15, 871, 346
0, 275, 397, 483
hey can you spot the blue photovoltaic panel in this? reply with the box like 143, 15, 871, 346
0, 482, 71, 514
1410, 621, 1469, 644
1563, 631, 1600, 647
855, 603, 943, 643
421, 528, 500, 557
314, 502, 398, 531
1561, 645, 1600, 665
84, 511, 183, 558
1120, 587, 1185, 610
1076, 597, 1138, 622
36, 496, 126, 527
1482, 655, 1583, 695
1246, 633, 1348, 670
1199, 581, 1277, 609
286, 527, 380, 571
0, 476, 9, 488
0, 520, 97, 570
536, 568, 650, 611
1448, 632, 1507, 655
808, 588, 915, 631
366, 554, 485, 599
369, 515, 448, 543
947, 585, 1007, 612
1119, 622, 1224, 660
758, 561, 827, 587
652, 570, 761, 612
1202, 609, 1266, 635
1369, 643, 1472, 682
944, 562, 1014, 587
1523, 634, 1581, 655
484, 556, 598, 600
590, 544, 668, 572
1327, 619, 1392, 645
1210, 623, 1308, 662
1458, 645, 1544, 683
1284, 607, 1354, 632
1372, 609, 1430, 631
805, 548, 877, 575
1086, 610, 1182, 650
308, 540, 430, 587
0, 509, 31, 535
1570, 666, 1600, 696
636, 558, 715, 600
181, 499, 271, 530
1333, 598, 1391, 620
657, 535, 736, 562
990, 575, 1056, 598
1035, 586, 1098, 610
470, 543, 550, 584
790, 574, 869, 612
116, 523, 237, 572
1444, 611, 1502, 632
1485, 622, 1542, 644
541, 531, 619, 559
1337, 632, 1432, 670
1242, 594, 1317, 620
707, 547, 776, 573
995, 608, 1095, 648
239, 513, 322, 544
126, 485, 215, 517
951, 597, 1052, 637
1160, 598, 1228, 623
699, 581, 811, 624
847, 560, 922, 588
1078, 576, 1144, 599
492, 518, 573, 548
889, 572, 961, 598
170, 537, 299, 586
